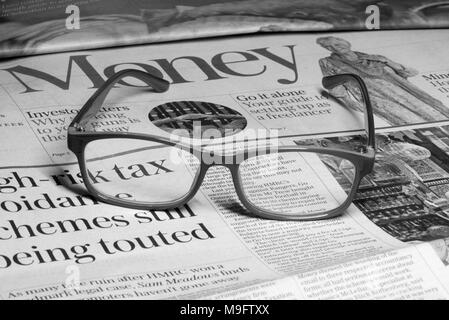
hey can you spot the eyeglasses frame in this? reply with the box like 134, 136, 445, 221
68, 69, 376, 221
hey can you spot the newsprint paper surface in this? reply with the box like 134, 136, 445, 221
1, 29, 449, 299
2, 0, 449, 59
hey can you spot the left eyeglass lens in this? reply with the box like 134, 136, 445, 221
83, 138, 200, 205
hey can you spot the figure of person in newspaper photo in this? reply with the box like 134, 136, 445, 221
317, 36, 449, 125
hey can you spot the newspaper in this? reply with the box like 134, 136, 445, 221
2, 0, 449, 59
1, 29, 449, 300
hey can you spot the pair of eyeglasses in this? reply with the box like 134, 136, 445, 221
68, 69, 375, 221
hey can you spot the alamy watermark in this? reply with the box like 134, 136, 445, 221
65, 265, 80, 294
365, 4, 380, 30
65, 4, 80, 30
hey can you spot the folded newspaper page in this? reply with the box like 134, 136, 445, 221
208, 243, 449, 299
1, 29, 449, 299
1, 0, 449, 58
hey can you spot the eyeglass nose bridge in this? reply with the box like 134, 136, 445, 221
198, 161, 249, 209
198, 150, 248, 167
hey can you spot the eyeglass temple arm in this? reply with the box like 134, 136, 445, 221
322, 73, 375, 149
69, 69, 170, 130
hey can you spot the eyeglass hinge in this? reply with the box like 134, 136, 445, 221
73, 123, 85, 132
363, 145, 376, 154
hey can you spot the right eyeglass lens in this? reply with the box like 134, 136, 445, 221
238, 151, 356, 218
83, 138, 200, 205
